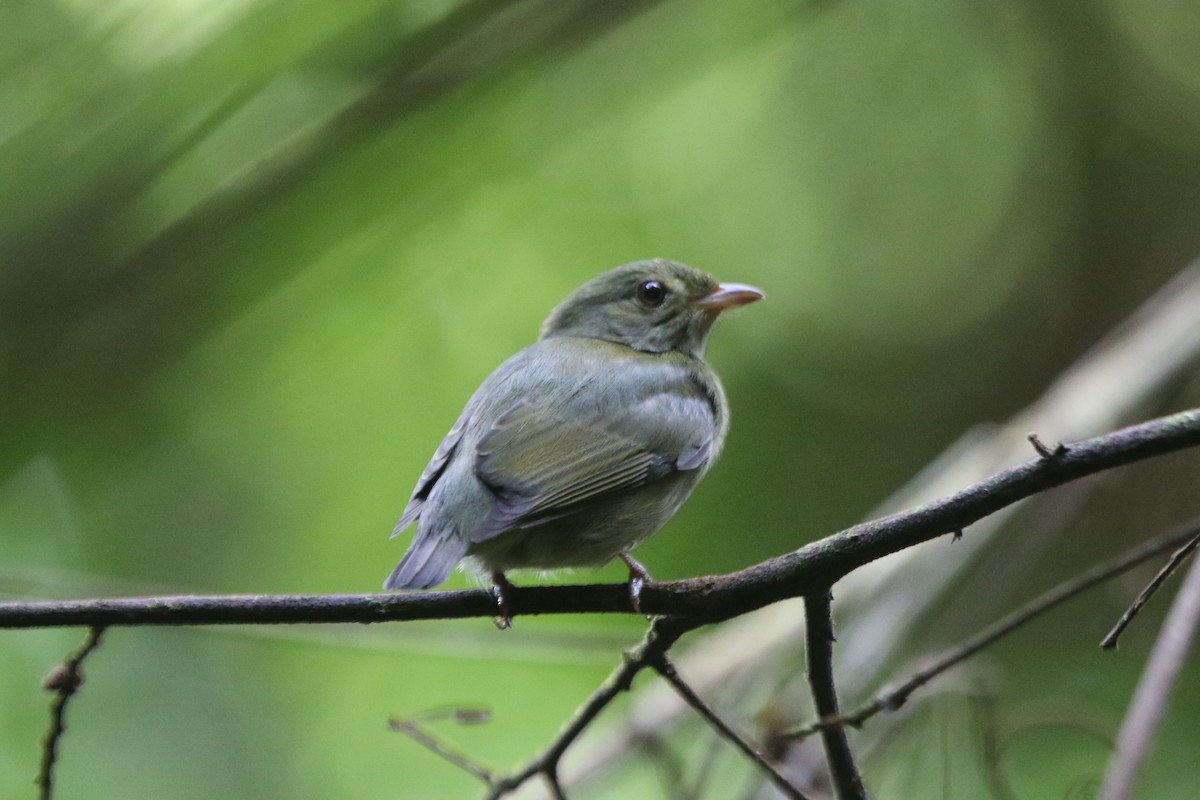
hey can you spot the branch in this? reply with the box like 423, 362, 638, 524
38, 627, 105, 800
388, 706, 496, 785
1, 409, 1197, 631
482, 616, 694, 798
1099, 548, 1200, 800
651, 655, 808, 800
803, 591, 865, 800
1102, 532, 1200, 649
402, 617, 805, 798
780, 517, 1200, 740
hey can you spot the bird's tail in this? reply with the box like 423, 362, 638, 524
383, 529, 468, 590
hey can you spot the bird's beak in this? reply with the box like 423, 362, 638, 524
694, 282, 765, 310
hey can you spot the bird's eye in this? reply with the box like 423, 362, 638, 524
636, 280, 667, 307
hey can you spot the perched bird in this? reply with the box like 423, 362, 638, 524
384, 259, 763, 623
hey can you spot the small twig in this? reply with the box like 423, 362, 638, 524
782, 519, 1200, 740
1101, 533, 1200, 649
1027, 432, 1067, 459
1099, 550, 1200, 800
483, 616, 696, 799
37, 626, 105, 800
388, 706, 495, 785
651, 655, 809, 800
804, 591, 866, 800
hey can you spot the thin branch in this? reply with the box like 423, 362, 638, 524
651, 654, 809, 800
482, 616, 695, 798
781, 518, 1200, 740
804, 591, 865, 800
388, 707, 496, 785
1099, 550, 1200, 800
2, 409, 1198, 632
38, 626, 105, 800
1102, 532, 1200, 649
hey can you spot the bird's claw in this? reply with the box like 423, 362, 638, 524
620, 554, 652, 618
491, 571, 514, 630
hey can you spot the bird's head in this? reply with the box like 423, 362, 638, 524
540, 259, 763, 358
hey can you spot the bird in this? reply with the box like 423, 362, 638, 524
384, 258, 763, 625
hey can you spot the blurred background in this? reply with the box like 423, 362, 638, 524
3, 0, 1200, 797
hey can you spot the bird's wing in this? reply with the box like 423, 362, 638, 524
470, 387, 715, 543
390, 406, 472, 537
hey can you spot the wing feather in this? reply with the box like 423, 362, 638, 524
470, 401, 684, 543
391, 407, 471, 537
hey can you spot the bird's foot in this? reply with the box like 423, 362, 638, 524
491, 571, 514, 630
619, 554, 653, 617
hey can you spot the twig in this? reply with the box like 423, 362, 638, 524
804, 592, 866, 800
1098, 550, 1200, 800
651, 655, 808, 800
1101, 532, 1200, 649
781, 518, 1200, 740
1027, 433, 1067, 459
37, 626, 105, 800
2, 409, 1198, 632
388, 706, 495, 784
482, 617, 695, 798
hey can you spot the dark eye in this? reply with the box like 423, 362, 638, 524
636, 280, 667, 307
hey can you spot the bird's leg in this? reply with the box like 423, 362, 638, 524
491, 571, 514, 630
619, 553, 653, 616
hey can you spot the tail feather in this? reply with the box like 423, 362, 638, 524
384, 530, 468, 590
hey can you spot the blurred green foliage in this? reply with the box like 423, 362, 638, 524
3, 0, 1200, 797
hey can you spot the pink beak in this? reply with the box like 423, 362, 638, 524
694, 282, 765, 310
